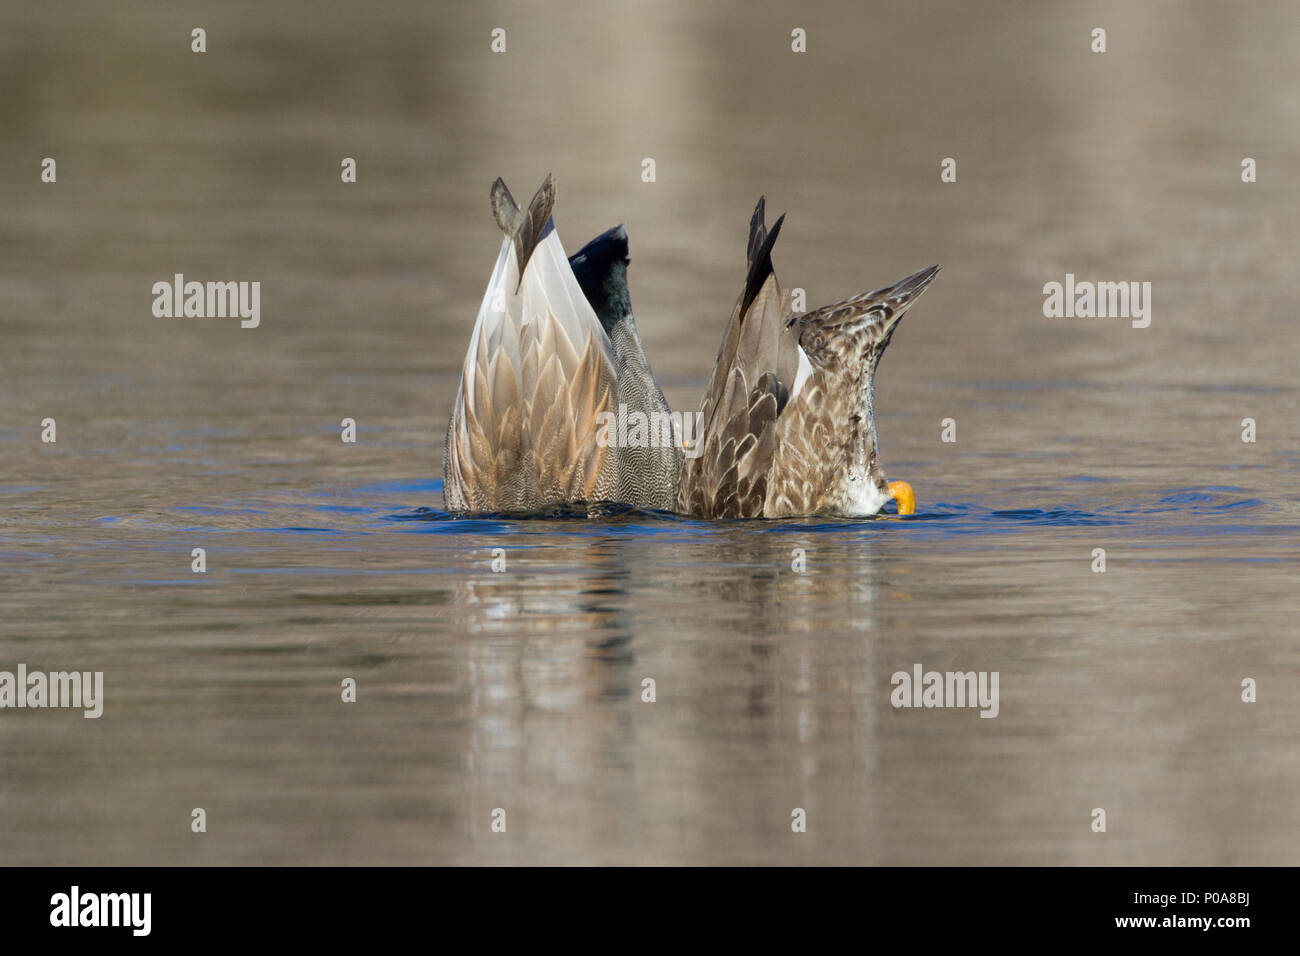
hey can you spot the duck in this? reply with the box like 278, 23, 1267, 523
568, 222, 682, 511
678, 198, 939, 519
442, 175, 681, 514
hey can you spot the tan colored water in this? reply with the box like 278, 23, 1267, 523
1, 1, 1297, 864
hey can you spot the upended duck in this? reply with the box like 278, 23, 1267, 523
442, 175, 681, 514
442, 177, 939, 519
678, 198, 939, 518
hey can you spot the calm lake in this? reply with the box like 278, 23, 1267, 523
1, 0, 1297, 864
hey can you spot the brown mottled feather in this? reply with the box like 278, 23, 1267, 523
680, 197, 940, 519
678, 199, 798, 518
766, 265, 941, 516
444, 175, 620, 513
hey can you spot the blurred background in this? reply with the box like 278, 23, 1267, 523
0, 0, 1297, 864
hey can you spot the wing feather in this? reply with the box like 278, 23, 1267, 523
679, 199, 800, 518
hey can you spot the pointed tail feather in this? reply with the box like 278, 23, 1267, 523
740, 210, 785, 319
793, 264, 940, 370
746, 196, 768, 271
798, 264, 941, 335
871, 264, 942, 310
490, 178, 524, 236
491, 174, 557, 292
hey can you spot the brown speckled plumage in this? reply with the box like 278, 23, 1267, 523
679, 198, 939, 518
445, 186, 936, 518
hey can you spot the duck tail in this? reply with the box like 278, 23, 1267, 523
740, 198, 785, 318
490, 174, 557, 292
798, 264, 941, 365
874, 264, 943, 310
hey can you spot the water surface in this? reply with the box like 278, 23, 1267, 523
1, 0, 1298, 864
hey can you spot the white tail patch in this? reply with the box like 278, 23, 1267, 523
789, 345, 814, 401
455, 238, 512, 448
453, 231, 614, 449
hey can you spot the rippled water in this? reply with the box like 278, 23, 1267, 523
2, 1, 1298, 864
